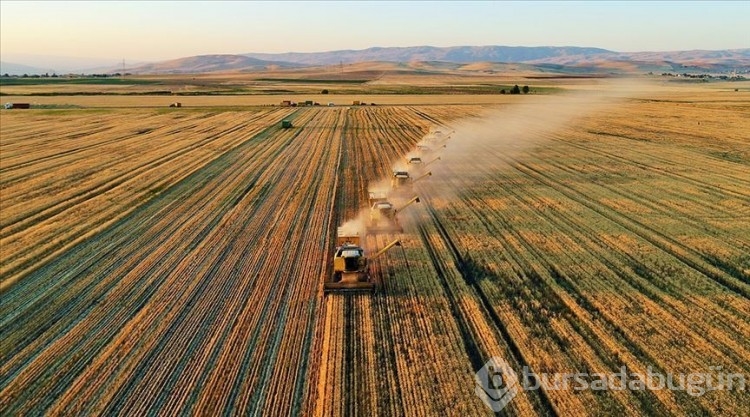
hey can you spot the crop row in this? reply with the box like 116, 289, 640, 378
2, 107, 337, 414
403, 96, 749, 414
1, 96, 747, 415
316, 94, 748, 415
0, 108, 292, 287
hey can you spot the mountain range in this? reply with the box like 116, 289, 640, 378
2, 45, 748, 75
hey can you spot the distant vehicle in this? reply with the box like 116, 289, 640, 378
4, 102, 30, 109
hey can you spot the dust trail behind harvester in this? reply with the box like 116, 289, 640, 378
341, 79, 653, 237
406, 79, 654, 210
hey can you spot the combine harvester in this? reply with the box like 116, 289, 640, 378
391, 170, 432, 191
367, 191, 420, 233
406, 156, 423, 165
423, 129, 454, 147
324, 228, 402, 293
416, 143, 446, 156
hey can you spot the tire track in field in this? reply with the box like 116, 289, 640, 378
507, 159, 750, 297
556, 132, 750, 200
417, 179, 701, 416
417, 198, 560, 417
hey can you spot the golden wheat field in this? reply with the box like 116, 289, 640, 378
1, 75, 749, 416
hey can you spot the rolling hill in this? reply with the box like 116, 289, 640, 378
243, 45, 615, 66
126, 46, 749, 75
5, 46, 748, 75
123, 54, 303, 74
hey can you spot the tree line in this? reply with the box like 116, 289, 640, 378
500, 85, 530, 94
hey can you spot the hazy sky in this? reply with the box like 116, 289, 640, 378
1, 1, 748, 64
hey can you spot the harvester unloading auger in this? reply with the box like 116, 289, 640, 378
324, 228, 402, 293
422, 156, 441, 169
368, 195, 420, 233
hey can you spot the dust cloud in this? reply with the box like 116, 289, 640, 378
338, 208, 368, 239
338, 78, 656, 239
412, 78, 656, 202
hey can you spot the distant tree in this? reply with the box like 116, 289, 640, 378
510, 84, 521, 94
500, 89, 506, 94
321, 89, 329, 94
2, 73, 8, 77
522, 85, 530, 94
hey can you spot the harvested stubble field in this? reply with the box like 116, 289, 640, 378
1, 80, 749, 416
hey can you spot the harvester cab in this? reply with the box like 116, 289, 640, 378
370, 201, 396, 222
391, 171, 411, 190
368, 190, 389, 206
324, 228, 402, 293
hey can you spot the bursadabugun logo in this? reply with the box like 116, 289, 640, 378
474, 356, 520, 412
475, 357, 747, 412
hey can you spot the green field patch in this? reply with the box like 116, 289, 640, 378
255, 78, 369, 84
0, 77, 161, 86
1, 91, 174, 96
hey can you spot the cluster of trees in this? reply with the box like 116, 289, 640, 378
1, 72, 131, 78
1, 73, 62, 78
500, 85, 530, 94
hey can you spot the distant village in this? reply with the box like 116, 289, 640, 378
657, 72, 747, 81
